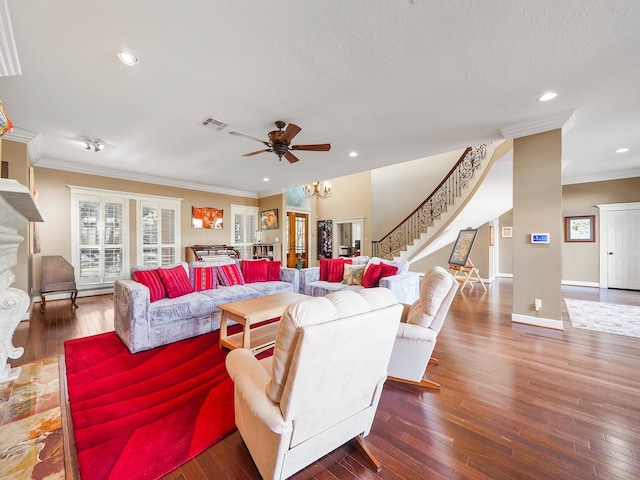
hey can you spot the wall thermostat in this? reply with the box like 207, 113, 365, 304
531, 233, 550, 244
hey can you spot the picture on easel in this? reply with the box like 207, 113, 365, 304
448, 229, 478, 266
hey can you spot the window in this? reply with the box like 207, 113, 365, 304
138, 201, 180, 268
70, 186, 181, 288
231, 204, 258, 259
71, 192, 128, 286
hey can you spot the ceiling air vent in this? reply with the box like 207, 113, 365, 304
201, 117, 228, 131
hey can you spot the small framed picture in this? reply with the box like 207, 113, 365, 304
192, 207, 223, 229
564, 215, 595, 242
501, 226, 513, 238
260, 209, 278, 230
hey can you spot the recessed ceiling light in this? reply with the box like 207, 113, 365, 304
538, 92, 557, 102
349, 151, 358, 157
616, 148, 629, 153
117, 51, 138, 66
263, 177, 269, 182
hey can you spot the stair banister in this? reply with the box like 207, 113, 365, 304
372, 145, 486, 260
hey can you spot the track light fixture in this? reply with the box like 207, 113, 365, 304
83, 138, 104, 152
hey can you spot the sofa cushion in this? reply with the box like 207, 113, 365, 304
361, 263, 382, 288
199, 284, 260, 307
304, 280, 363, 298
132, 269, 166, 302
319, 258, 352, 282
148, 292, 216, 326
379, 263, 399, 282
365, 257, 409, 275
267, 296, 340, 404
245, 280, 294, 296
191, 265, 218, 291
242, 259, 268, 283
267, 260, 281, 281
407, 266, 455, 327
217, 263, 245, 286
158, 265, 195, 298
342, 264, 365, 286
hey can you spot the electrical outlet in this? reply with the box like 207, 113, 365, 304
534, 298, 542, 311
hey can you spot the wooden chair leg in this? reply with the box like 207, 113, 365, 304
387, 375, 441, 390
428, 357, 439, 366
354, 436, 382, 473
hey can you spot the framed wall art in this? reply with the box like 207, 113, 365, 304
260, 209, 278, 230
564, 215, 595, 242
192, 207, 223, 229
501, 226, 513, 238
448, 228, 478, 267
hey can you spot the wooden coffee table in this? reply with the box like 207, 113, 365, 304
218, 292, 310, 354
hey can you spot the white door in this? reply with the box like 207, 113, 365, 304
607, 209, 640, 290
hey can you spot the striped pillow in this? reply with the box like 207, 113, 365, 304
133, 269, 166, 302
157, 265, 195, 298
216, 263, 245, 286
192, 266, 217, 291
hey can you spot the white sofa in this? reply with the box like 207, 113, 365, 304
299, 256, 420, 304
226, 288, 403, 480
114, 259, 299, 353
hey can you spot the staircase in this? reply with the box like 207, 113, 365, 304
372, 141, 510, 262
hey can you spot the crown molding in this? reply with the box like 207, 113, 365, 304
2, 127, 42, 164
0, 0, 21, 77
562, 168, 640, 186
500, 109, 577, 139
35, 157, 259, 198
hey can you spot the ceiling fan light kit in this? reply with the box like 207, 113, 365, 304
229, 120, 330, 163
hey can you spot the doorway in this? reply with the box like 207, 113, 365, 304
598, 202, 640, 290
286, 212, 309, 269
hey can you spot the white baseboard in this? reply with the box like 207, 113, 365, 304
561, 280, 600, 288
498, 273, 513, 278
511, 313, 564, 330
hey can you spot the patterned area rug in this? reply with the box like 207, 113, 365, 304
564, 298, 640, 338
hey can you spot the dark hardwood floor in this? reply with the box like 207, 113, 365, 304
10, 279, 640, 479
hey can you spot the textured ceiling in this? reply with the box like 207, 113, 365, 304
1, 0, 639, 197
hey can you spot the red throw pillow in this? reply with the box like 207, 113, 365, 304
192, 266, 217, 291
242, 259, 268, 283
328, 258, 352, 283
319, 258, 331, 281
361, 263, 382, 288
217, 263, 245, 286
158, 265, 195, 298
267, 260, 281, 281
133, 269, 166, 302
378, 263, 399, 285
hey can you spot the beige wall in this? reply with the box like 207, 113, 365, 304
315, 171, 372, 262
2, 140, 31, 293
258, 193, 285, 262
498, 211, 514, 275
512, 130, 563, 325
32, 167, 258, 295
562, 178, 640, 283
370, 149, 464, 240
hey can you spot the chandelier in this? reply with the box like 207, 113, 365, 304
83, 138, 104, 152
303, 181, 332, 199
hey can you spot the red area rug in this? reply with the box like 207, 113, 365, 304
64, 330, 257, 480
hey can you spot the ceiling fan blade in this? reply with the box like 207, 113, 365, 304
284, 151, 300, 163
229, 131, 269, 145
291, 143, 331, 151
282, 123, 302, 143
242, 149, 270, 157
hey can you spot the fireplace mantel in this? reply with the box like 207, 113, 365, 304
0, 178, 43, 382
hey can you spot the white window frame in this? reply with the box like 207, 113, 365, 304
70, 187, 130, 287
231, 204, 258, 260
69, 186, 182, 288
137, 198, 181, 268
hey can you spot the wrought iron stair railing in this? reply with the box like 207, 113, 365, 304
372, 144, 487, 260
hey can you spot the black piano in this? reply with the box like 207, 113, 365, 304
41, 255, 78, 310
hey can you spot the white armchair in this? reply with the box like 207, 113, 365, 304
225, 288, 403, 480
387, 266, 458, 389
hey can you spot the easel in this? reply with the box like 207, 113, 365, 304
449, 258, 487, 292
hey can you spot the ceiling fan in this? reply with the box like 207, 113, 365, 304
229, 120, 331, 163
